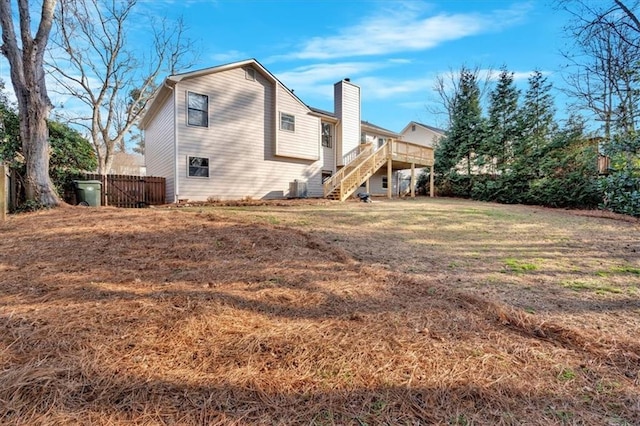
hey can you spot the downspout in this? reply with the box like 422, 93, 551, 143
167, 81, 178, 203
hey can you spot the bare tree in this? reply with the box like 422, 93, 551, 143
559, 0, 640, 135
428, 65, 494, 128
0, 0, 61, 206
48, 0, 195, 174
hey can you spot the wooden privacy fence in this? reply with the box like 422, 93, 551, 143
83, 174, 166, 208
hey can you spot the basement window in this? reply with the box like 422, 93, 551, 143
322, 170, 332, 183
382, 177, 388, 189
280, 113, 295, 132
187, 156, 209, 178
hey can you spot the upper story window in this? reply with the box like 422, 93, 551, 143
187, 92, 208, 127
412, 124, 416, 131
245, 68, 256, 81
322, 122, 332, 148
188, 156, 209, 178
280, 113, 295, 132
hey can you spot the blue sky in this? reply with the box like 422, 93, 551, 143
141, 0, 571, 132
1, 0, 573, 136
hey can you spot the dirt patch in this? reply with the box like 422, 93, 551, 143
1, 203, 639, 425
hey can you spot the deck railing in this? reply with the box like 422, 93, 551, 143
390, 140, 434, 166
323, 143, 373, 197
324, 139, 435, 201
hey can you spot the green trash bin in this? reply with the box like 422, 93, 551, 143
73, 180, 102, 206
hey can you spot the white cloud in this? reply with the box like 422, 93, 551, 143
210, 50, 248, 63
357, 76, 434, 100
289, 2, 532, 60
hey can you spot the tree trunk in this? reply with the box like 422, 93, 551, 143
20, 91, 58, 205
0, 0, 60, 207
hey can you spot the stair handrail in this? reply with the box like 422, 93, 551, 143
323, 143, 374, 196
337, 142, 390, 201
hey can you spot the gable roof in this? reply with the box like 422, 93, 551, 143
141, 58, 401, 137
400, 121, 446, 135
361, 120, 399, 137
140, 58, 310, 129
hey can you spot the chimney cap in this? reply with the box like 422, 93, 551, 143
344, 78, 350, 82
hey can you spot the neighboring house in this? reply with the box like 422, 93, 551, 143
108, 152, 146, 176
140, 59, 434, 202
395, 121, 446, 195
400, 121, 445, 148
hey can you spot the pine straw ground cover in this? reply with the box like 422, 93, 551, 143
0, 199, 638, 425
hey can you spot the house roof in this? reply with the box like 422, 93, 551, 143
400, 121, 446, 135
140, 58, 310, 129
361, 121, 399, 137
141, 58, 400, 137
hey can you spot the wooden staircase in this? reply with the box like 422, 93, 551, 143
323, 139, 435, 201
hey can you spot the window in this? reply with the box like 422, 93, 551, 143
322, 170, 332, 183
245, 68, 256, 81
382, 177, 388, 189
361, 132, 366, 143
280, 113, 295, 132
322, 123, 332, 148
412, 124, 416, 132
188, 156, 209, 178
187, 92, 208, 127
378, 138, 385, 148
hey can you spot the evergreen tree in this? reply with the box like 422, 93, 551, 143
515, 71, 557, 179
436, 67, 486, 195
485, 68, 520, 174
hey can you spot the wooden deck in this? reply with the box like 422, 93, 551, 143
324, 139, 434, 201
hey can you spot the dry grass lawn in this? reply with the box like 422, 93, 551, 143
0, 197, 639, 425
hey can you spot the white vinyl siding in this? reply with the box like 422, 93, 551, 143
400, 124, 443, 148
369, 170, 398, 196
174, 66, 326, 200
144, 96, 175, 201
275, 84, 319, 161
334, 80, 360, 166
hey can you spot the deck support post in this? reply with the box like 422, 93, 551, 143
429, 165, 435, 197
0, 164, 6, 221
387, 158, 392, 199
410, 163, 416, 198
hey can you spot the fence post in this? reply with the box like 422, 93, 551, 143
0, 163, 7, 221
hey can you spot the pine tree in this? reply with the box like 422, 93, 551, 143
485, 68, 520, 174
515, 71, 557, 179
447, 68, 486, 178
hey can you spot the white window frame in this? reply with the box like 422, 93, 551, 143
187, 156, 210, 178
321, 170, 332, 183
280, 112, 295, 132
245, 68, 256, 81
187, 92, 209, 127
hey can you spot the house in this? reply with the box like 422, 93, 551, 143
140, 59, 434, 202
108, 152, 146, 176
400, 121, 445, 148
